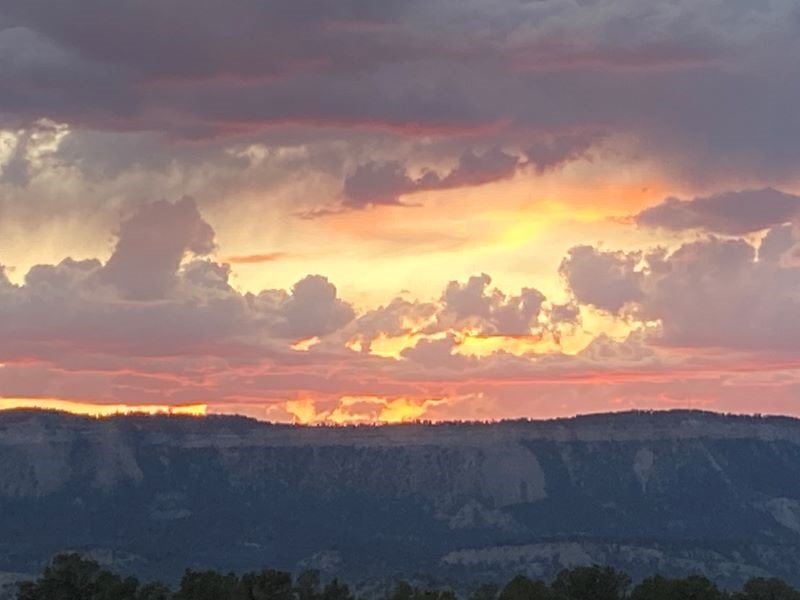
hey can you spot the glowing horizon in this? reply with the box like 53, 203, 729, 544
0, 398, 208, 418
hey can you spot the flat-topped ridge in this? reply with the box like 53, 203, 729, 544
1, 408, 799, 447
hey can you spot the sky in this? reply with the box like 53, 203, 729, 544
1, 0, 799, 423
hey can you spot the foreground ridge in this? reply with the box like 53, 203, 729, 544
3, 410, 800, 587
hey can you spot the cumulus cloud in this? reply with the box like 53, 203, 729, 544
578, 331, 656, 363
251, 275, 356, 339
0, 198, 357, 366
100, 197, 216, 300
400, 335, 475, 371
636, 188, 800, 235
562, 226, 800, 351
437, 273, 546, 336
343, 274, 580, 363
350, 297, 438, 352
636, 234, 800, 350
559, 246, 644, 313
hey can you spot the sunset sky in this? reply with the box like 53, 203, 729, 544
1, 0, 799, 423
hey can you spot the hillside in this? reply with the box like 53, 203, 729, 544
3, 410, 800, 587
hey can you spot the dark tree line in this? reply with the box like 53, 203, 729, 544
14, 554, 800, 600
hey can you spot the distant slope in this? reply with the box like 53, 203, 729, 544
3, 409, 800, 587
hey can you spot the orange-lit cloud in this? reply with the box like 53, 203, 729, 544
223, 252, 291, 264
273, 395, 446, 425
1, 177, 799, 424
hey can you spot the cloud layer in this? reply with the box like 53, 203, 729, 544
3, 0, 800, 184
1, 198, 798, 422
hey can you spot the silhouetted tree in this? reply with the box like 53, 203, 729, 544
736, 578, 800, 600
296, 570, 322, 600
631, 574, 724, 600
551, 566, 630, 600
498, 575, 550, 600
322, 578, 353, 600
137, 582, 173, 600
18, 554, 800, 600
17, 553, 139, 600
468, 582, 499, 600
241, 569, 294, 600
389, 581, 415, 600
175, 569, 241, 600
385, 580, 457, 600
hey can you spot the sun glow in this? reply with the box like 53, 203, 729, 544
0, 398, 208, 417
279, 395, 445, 425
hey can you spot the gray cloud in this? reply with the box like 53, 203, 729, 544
99, 197, 216, 300
636, 188, 800, 235
639, 234, 800, 350
759, 223, 799, 264
0, 199, 357, 365
524, 132, 599, 174
559, 246, 644, 313
251, 275, 356, 339
341, 148, 520, 208
436, 273, 546, 336
562, 224, 800, 351
400, 334, 475, 371
0, 0, 799, 184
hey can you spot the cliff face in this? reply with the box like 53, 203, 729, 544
3, 410, 800, 587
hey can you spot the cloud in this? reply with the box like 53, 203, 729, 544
759, 223, 799, 264
0, 195, 663, 415
2, 0, 799, 185
341, 161, 417, 208
341, 148, 520, 208
267, 395, 444, 425
636, 188, 800, 235
0, 199, 356, 365
255, 275, 356, 339
562, 225, 800, 351
636, 233, 800, 351
523, 132, 599, 174
351, 297, 437, 352
559, 246, 644, 313
222, 252, 291, 265
99, 197, 216, 300
1, 194, 799, 420
400, 335, 475, 371
0, 266, 11, 289
437, 273, 546, 336
578, 331, 655, 363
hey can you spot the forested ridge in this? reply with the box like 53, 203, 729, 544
12, 554, 800, 600
7, 411, 800, 586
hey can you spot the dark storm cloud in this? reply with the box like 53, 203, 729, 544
0, 0, 416, 81
1, 0, 799, 181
